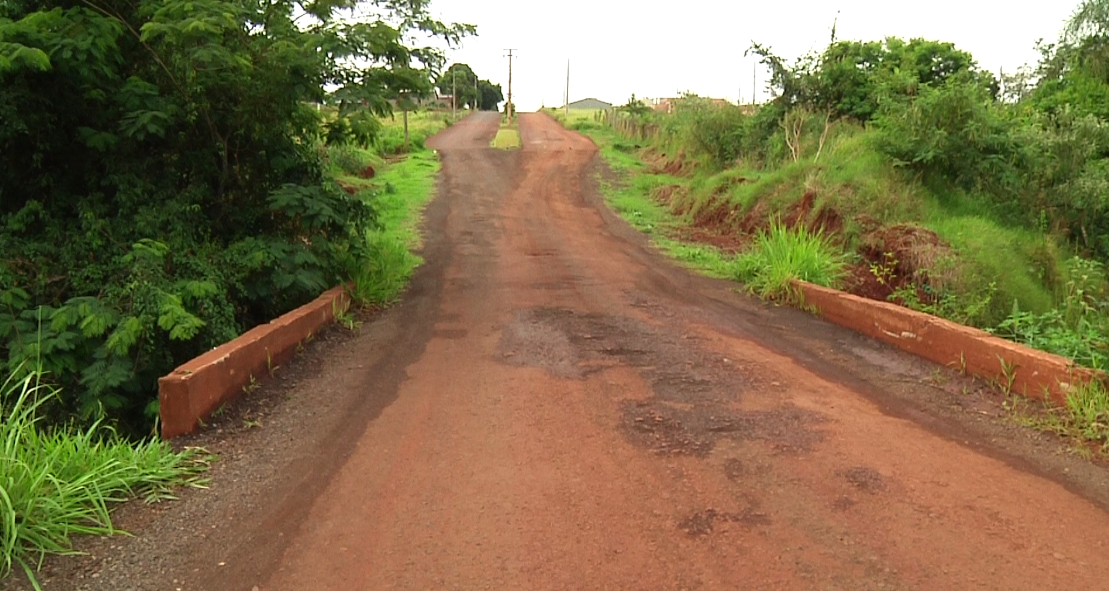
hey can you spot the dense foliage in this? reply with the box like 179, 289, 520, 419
0, 0, 471, 431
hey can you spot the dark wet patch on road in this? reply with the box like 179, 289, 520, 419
620, 399, 826, 457
678, 508, 772, 537
838, 466, 887, 494
498, 307, 827, 458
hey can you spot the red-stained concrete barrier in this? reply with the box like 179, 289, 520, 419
792, 280, 1102, 404
158, 286, 350, 438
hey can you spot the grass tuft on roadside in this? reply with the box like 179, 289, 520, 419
2, 366, 210, 590
733, 221, 849, 300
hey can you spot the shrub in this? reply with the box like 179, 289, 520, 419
871, 77, 1022, 198
328, 144, 372, 177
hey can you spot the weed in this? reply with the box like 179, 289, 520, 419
997, 356, 1018, 396
242, 418, 263, 429
953, 351, 967, 376
242, 374, 260, 394
267, 350, 279, 377
733, 221, 849, 300
1064, 380, 1109, 448
332, 299, 361, 331
869, 251, 899, 287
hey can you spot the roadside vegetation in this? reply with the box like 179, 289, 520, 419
0, 0, 492, 584
563, 3, 1109, 451
325, 114, 445, 306
1, 367, 210, 589
0, 0, 476, 434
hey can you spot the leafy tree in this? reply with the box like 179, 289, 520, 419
0, 0, 472, 431
477, 79, 503, 110
749, 37, 989, 122
437, 63, 478, 109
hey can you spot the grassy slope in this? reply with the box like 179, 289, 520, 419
574, 117, 1064, 328
328, 111, 446, 307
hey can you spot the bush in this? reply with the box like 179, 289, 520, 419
872, 77, 1022, 198
1, 366, 209, 588
733, 221, 849, 299
328, 144, 373, 177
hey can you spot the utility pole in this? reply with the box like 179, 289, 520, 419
565, 59, 570, 117
452, 68, 457, 120
504, 48, 516, 124
475, 76, 479, 110
751, 60, 756, 106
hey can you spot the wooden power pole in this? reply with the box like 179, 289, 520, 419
504, 48, 516, 124
752, 61, 756, 106
452, 68, 457, 120
565, 59, 570, 116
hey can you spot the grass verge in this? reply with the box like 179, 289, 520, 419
332, 147, 441, 307
491, 128, 521, 150
2, 367, 210, 590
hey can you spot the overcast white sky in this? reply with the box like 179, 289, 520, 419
427, 0, 1081, 110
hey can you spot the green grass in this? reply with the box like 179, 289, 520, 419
375, 110, 449, 155
1009, 379, 1109, 457
2, 367, 210, 590
491, 128, 521, 149
343, 149, 441, 306
733, 222, 850, 300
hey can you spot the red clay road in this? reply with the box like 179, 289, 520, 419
35, 112, 1109, 591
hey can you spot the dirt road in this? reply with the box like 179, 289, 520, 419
30, 112, 1109, 591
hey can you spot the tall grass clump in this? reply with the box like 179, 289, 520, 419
1, 366, 209, 590
348, 236, 419, 306
734, 221, 849, 299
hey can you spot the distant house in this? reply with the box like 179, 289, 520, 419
565, 98, 612, 110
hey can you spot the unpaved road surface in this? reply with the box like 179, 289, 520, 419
19, 112, 1109, 591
